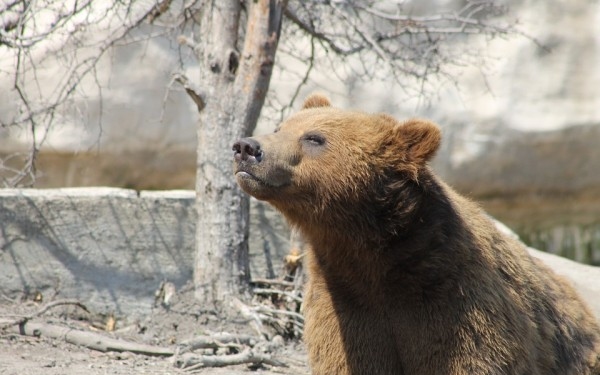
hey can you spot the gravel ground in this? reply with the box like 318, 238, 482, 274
0, 284, 309, 375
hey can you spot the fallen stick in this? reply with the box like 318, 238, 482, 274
251, 278, 296, 288
178, 332, 258, 354
176, 349, 287, 370
0, 320, 175, 357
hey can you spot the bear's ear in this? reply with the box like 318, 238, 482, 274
394, 119, 441, 165
302, 93, 332, 109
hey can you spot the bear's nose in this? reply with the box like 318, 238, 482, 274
232, 137, 263, 163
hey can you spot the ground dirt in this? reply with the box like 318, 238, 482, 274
0, 283, 309, 375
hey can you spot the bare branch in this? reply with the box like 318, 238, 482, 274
146, 0, 174, 24
330, 4, 416, 77
0, 299, 89, 331
278, 35, 315, 122
272, 0, 536, 109
173, 72, 206, 111
0, 0, 170, 186
284, 6, 363, 56
232, 0, 289, 136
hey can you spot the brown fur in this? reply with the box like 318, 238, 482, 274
233, 94, 600, 375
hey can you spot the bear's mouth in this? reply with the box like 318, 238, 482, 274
235, 169, 274, 188
236, 170, 260, 182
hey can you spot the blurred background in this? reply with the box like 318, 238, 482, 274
1, 0, 599, 264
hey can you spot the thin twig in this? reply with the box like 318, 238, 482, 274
284, 6, 363, 56
0, 299, 89, 331
255, 306, 304, 323
251, 278, 296, 288
253, 288, 303, 304
283, 35, 315, 120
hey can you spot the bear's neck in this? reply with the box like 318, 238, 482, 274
284, 169, 457, 247
284, 170, 474, 299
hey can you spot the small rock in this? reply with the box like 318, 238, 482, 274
271, 335, 285, 348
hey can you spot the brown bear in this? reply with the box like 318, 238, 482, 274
232, 94, 600, 375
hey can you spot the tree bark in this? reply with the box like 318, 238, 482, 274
194, 0, 287, 310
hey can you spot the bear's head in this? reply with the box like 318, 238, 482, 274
232, 94, 441, 234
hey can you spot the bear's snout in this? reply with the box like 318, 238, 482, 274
232, 137, 263, 163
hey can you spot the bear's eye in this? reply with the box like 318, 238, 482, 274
302, 133, 326, 146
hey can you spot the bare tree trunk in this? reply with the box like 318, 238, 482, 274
194, 0, 287, 310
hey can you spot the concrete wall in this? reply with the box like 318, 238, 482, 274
0, 188, 291, 317
1, 189, 598, 320
0, 188, 195, 316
